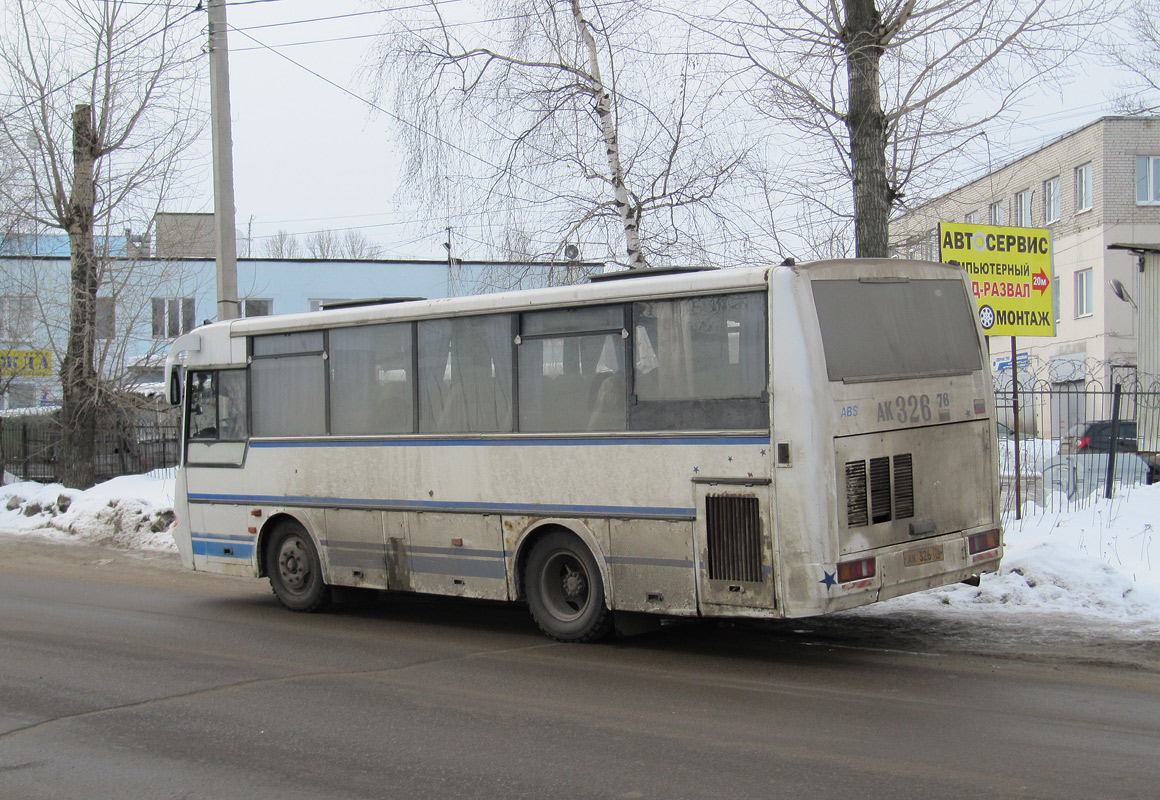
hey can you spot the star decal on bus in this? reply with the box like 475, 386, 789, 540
819, 570, 837, 590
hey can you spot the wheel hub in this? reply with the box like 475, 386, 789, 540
278, 539, 309, 591
561, 565, 586, 599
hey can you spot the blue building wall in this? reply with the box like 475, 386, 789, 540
0, 254, 466, 406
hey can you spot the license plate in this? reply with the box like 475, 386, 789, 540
904, 544, 944, 567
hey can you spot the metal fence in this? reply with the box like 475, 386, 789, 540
994, 371, 1160, 516
1, 409, 180, 484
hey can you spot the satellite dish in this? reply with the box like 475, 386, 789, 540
564, 244, 580, 260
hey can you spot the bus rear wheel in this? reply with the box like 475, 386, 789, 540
266, 520, 331, 612
526, 532, 612, 642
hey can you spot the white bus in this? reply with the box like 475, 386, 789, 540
165, 259, 1001, 641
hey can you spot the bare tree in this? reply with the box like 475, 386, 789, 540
0, 0, 204, 488
262, 230, 302, 259
305, 228, 339, 259
1109, 0, 1160, 113
369, 0, 756, 275
339, 229, 384, 260
709, 0, 1103, 258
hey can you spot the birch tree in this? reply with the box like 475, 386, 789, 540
0, 0, 204, 488
369, 0, 754, 273
711, 0, 1103, 258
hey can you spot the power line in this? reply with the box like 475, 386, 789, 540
226, 24, 571, 203
230, 0, 470, 33
0, 6, 204, 123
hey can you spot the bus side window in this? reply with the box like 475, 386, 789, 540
329, 323, 413, 435
188, 370, 249, 441
188, 371, 217, 439
517, 306, 627, 433
630, 293, 768, 431
418, 315, 513, 433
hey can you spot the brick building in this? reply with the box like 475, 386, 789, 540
891, 116, 1160, 394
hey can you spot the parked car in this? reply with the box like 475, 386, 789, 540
1059, 420, 1137, 455
1040, 451, 1152, 501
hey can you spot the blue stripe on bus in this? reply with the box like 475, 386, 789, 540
191, 536, 255, 560
249, 434, 769, 449
186, 493, 697, 520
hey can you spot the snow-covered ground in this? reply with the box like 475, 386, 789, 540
0, 470, 177, 551
1, 469, 1158, 625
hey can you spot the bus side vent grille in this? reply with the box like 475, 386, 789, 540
893, 454, 915, 519
706, 494, 763, 583
870, 456, 892, 523
845, 461, 868, 527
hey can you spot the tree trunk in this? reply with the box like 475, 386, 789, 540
843, 0, 891, 259
59, 104, 99, 489
571, 0, 647, 269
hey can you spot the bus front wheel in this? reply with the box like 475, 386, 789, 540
526, 532, 612, 642
266, 520, 332, 613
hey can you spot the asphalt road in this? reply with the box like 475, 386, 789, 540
1, 533, 1158, 800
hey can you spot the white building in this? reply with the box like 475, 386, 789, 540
891, 116, 1160, 392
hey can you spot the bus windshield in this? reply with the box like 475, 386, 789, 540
811, 278, 982, 383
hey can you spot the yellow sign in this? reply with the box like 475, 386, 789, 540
0, 350, 52, 377
938, 222, 1055, 337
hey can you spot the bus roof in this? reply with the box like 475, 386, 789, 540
188, 258, 960, 343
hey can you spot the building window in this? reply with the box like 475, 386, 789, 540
989, 199, 1005, 226
152, 297, 195, 339
1075, 163, 1093, 213
95, 297, 115, 339
1053, 273, 1060, 324
1044, 176, 1061, 223
1136, 156, 1160, 205
921, 228, 938, 260
0, 295, 33, 341
1014, 189, 1032, 227
964, 211, 980, 225
1075, 268, 1093, 317
244, 298, 272, 317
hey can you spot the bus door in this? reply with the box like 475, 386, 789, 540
691, 479, 775, 610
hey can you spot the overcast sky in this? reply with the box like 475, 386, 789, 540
189, 0, 1140, 262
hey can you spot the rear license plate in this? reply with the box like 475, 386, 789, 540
904, 544, 944, 567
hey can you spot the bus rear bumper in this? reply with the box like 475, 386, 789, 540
792, 530, 1003, 617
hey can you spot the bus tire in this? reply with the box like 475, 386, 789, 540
525, 531, 612, 642
266, 520, 331, 613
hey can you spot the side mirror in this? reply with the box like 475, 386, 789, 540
164, 333, 201, 407
168, 365, 183, 406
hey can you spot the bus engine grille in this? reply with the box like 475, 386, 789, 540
705, 494, 763, 583
845, 454, 915, 527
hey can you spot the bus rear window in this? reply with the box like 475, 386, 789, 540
811, 278, 981, 383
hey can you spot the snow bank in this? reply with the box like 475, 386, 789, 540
0, 471, 176, 551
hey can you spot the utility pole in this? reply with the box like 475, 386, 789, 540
207, 0, 240, 320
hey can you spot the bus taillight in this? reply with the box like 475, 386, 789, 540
837, 557, 876, 583
968, 529, 1001, 555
